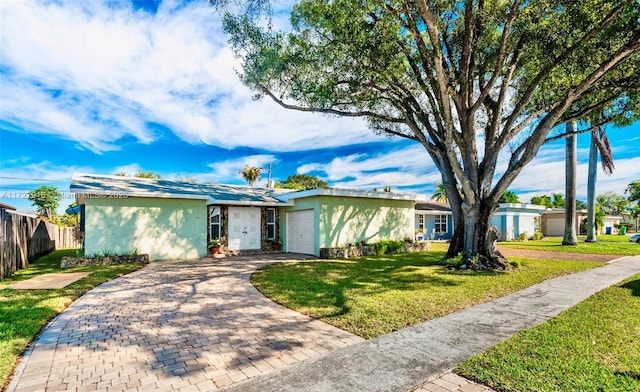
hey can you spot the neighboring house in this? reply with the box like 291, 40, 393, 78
415, 202, 547, 241
414, 202, 454, 240
70, 173, 415, 260
598, 215, 623, 235
492, 203, 546, 241
541, 209, 584, 237
542, 209, 622, 236
0, 202, 17, 211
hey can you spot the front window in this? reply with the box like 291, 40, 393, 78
417, 215, 425, 231
210, 207, 221, 240
266, 208, 276, 240
434, 215, 448, 233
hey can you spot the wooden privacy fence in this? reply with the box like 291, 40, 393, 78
0, 209, 81, 279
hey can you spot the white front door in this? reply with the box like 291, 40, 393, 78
228, 207, 261, 251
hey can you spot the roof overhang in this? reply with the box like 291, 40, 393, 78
209, 200, 294, 207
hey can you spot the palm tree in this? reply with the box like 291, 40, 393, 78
431, 182, 448, 204
586, 126, 614, 242
239, 165, 263, 187
562, 122, 577, 246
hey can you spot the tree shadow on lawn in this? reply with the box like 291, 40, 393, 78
620, 278, 640, 297
253, 252, 505, 320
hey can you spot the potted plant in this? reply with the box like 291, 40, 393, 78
208, 238, 221, 255
272, 238, 283, 251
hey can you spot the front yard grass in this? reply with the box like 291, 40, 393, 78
0, 249, 144, 388
499, 234, 640, 256
251, 251, 603, 339
456, 273, 640, 391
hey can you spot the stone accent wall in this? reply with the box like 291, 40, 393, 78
320, 246, 377, 259
319, 241, 432, 259
404, 241, 432, 253
207, 205, 229, 254
261, 207, 280, 251
61, 254, 150, 268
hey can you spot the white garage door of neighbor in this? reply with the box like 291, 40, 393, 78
228, 207, 261, 251
545, 217, 566, 237
286, 210, 315, 255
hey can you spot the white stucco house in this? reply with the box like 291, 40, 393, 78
491, 203, 547, 241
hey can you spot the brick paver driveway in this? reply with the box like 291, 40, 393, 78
10, 255, 363, 392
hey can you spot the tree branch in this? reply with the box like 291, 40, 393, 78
255, 82, 406, 123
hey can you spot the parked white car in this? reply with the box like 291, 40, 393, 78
629, 233, 640, 243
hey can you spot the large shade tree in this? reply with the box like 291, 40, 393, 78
220, 0, 640, 269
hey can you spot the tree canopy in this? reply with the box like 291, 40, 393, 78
222, 0, 640, 269
275, 174, 328, 190
239, 165, 263, 186
626, 180, 640, 202
28, 186, 61, 220
430, 182, 448, 203
498, 191, 520, 204
597, 191, 630, 215
114, 171, 162, 179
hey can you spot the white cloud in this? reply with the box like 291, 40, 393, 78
111, 164, 144, 176
0, 0, 378, 153
297, 144, 441, 190
510, 155, 640, 202
0, 161, 92, 187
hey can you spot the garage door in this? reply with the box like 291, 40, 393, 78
286, 210, 315, 255
545, 217, 564, 236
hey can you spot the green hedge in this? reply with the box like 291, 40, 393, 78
373, 240, 404, 255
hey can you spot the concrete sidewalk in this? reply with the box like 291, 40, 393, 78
7, 272, 92, 289
222, 255, 640, 392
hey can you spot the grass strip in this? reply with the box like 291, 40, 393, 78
0, 249, 144, 387
456, 273, 640, 392
499, 235, 640, 256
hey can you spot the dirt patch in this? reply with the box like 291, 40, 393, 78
498, 247, 618, 263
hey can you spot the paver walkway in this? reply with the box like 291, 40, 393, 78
8, 255, 363, 392
220, 255, 640, 392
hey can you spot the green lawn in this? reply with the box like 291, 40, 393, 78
252, 251, 603, 339
456, 273, 640, 392
0, 250, 143, 388
499, 235, 640, 256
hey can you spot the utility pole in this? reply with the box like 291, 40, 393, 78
266, 164, 272, 188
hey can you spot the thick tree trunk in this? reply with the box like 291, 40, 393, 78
446, 222, 464, 259
562, 123, 578, 245
447, 200, 508, 270
585, 132, 598, 242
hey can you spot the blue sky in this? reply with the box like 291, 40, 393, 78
1, 0, 639, 214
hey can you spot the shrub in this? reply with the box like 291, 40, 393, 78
579, 217, 588, 235
530, 231, 544, 240
517, 232, 528, 241
374, 240, 404, 255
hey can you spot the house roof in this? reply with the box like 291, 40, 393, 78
542, 208, 622, 219
496, 203, 547, 213
0, 202, 17, 210
415, 202, 451, 212
275, 187, 416, 202
70, 173, 294, 206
